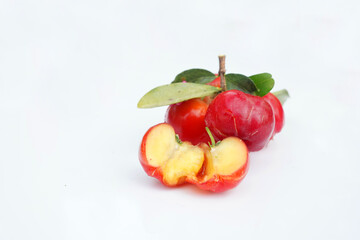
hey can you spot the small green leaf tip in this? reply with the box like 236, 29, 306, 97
175, 134, 182, 144
272, 89, 290, 105
225, 73, 257, 94
138, 82, 221, 108
249, 73, 275, 97
205, 127, 216, 148
172, 69, 216, 84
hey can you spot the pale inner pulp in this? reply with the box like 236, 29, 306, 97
145, 125, 247, 185
203, 137, 247, 177
145, 124, 204, 185
212, 137, 247, 175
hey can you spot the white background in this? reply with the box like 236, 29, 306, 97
1, 0, 360, 239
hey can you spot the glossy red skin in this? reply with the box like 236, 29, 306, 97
165, 99, 210, 145
206, 77, 284, 136
206, 76, 221, 87
205, 90, 275, 152
192, 165, 249, 192
139, 123, 182, 187
263, 93, 284, 136
207, 77, 284, 136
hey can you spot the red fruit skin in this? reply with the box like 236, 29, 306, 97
206, 76, 221, 88
165, 99, 210, 145
193, 167, 249, 192
139, 123, 177, 187
208, 76, 284, 136
263, 93, 284, 135
188, 159, 249, 193
205, 90, 275, 152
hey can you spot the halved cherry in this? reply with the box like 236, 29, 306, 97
139, 123, 205, 186
139, 124, 249, 192
187, 129, 249, 192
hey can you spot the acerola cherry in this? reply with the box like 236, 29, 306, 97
139, 123, 205, 187
205, 90, 275, 152
165, 98, 210, 145
139, 123, 249, 192
187, 137, 249, 192
263, 93, 284, 136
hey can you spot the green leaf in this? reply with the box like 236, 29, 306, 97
172, 69, 216, 84
194, 75, 218, 84
249, 73, 275, 97
225, 73, 258, 94
272, 89, 290, 105
137, 83, 221, 108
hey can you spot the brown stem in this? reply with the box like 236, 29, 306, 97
218, 55, 226, 91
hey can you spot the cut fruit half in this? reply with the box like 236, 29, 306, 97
139, 123, 205, 186
139, 123, 249, 192
188, 137, 249, 192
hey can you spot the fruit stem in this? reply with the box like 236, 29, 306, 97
218, 55, 227, 91
205, 127, 216, 148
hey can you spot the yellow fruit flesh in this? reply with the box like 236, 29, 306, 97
162, 142, 204, 185
197, 137, 247, 182
146, 124, 176, 167
211, 137, 247, 175
145, 125, 246, 186
145, 124, 204, 185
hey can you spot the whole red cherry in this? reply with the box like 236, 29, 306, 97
165, 98, 210, 145
205, 90, 275, 151
164, 76, 221, 145
263, 93, 284, 136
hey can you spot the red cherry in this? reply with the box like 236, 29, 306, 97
205, 90, 275, 151
165, 98, 210, 145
